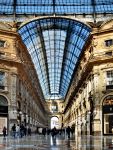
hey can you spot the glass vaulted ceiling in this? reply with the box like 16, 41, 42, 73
0, 0, 113, 15
18, 18, 91, 100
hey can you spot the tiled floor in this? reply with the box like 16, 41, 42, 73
0, 134, 113, 150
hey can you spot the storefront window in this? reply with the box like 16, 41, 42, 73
0, 95, 8, 134
103, 96, 113, 135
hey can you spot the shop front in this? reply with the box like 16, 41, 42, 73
103, 95, 113, 135
0, 95, 8, 135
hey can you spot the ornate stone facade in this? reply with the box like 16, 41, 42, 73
0, 29, 48, 134
1, 18, 113, 137
64, 19, 113, 136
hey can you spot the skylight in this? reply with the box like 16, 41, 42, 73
18, 17, 91, 100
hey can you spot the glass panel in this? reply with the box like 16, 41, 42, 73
0, 71, 5, 90
18, 18, 91, 99
0, 0, 113, 15
103, 96, 113, 135
0, 95, 8, 106
104, 114, 112, 134
106, 70, 113, 85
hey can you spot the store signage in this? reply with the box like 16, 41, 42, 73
103, 99, 113, 106
103, 99, 113, 113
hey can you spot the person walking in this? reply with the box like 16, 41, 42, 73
51, 127, 57, 138
28, 126, 31, 136
42, 128, 46, 136
66, 126, 71, 139
2, 126, 7, 138
16, 124, 20, 137
20, 124, 25, 138
12, 124, 16, 138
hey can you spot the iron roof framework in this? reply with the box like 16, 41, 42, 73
0, 0, 113, 15
18, 17, 91, 100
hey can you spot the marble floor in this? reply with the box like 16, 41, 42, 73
0, 134, 113, 150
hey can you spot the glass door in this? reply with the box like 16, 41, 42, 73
104, 114, 113, 134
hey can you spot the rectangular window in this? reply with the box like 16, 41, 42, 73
106, 70, 113, 89
105, 51, 112, 56
0, 40, 5, 47
0, 71, 5, 90
106, 71, 113, 85
51, 104, 58, 112
105, 39, 113, 47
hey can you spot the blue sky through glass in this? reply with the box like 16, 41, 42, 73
18, 17, 91, 100
0, 0, 113, 15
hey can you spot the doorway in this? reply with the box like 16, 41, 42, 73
0, 95, 8, 134
51, 116, 59, 129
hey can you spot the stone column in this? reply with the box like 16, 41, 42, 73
92, 106, 102, 135
8, 73, 17, 134
86, 111, 90, 135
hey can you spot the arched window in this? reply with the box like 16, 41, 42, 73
0, 95, 8, 106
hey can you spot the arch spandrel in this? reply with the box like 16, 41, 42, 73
19, 16, 91, 30
99, 19, 113, 31
0, 22, 12, 31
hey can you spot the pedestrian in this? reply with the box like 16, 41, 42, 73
71, 126, 74, 137
20, 124, 24, 138
24, 126, 27, 136
66, 126, 71, 139
16, 124, 20, 137
42, 128, 46, 136
2, 126, 7, 138
28, 126, 31, 136
12, 124, 16, 138
51, 127, 57, 138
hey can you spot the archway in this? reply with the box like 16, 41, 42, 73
51, 116, 59, 129
0, 95, 8, 134
18, 17, 91, 100
103, 95, 113, 135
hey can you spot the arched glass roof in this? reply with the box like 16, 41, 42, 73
0, 0, 113, 15
18, 17, 91, 100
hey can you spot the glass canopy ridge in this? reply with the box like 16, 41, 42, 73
0, 0, 113, 15
18, 17, 91, 100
